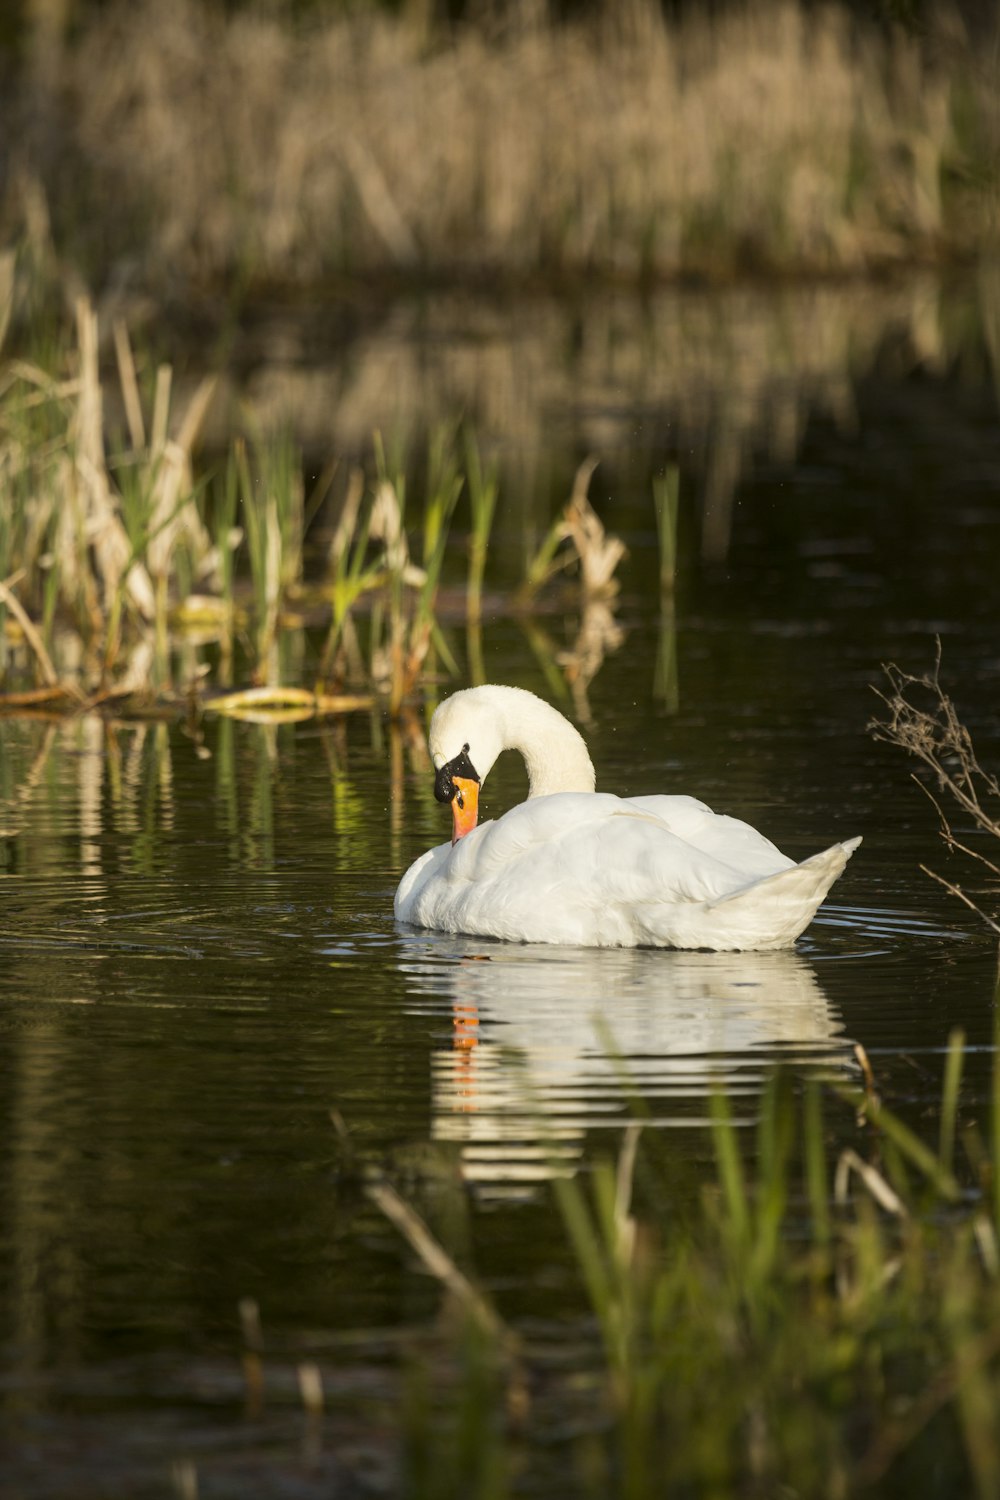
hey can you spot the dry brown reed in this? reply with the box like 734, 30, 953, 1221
0, 293, 630, 717
0, 296, 218, 699
1, 0, 993, 299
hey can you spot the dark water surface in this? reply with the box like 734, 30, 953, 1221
4, 296, 1000, 1493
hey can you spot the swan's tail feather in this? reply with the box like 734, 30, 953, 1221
700, 836, 862, 950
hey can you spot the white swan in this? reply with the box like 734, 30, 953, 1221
394, 685, 861, 951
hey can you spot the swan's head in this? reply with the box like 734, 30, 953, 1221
429, 688, 506, 844
428, 684, 595, 843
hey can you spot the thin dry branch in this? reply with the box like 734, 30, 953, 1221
367, 1179, 507, 1344
870, 646, 1000, 838
919, 865, 1000, 938
910, 774, 1000, 879
870, 648, 1000, 934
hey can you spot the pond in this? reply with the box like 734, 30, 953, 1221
3, 275, 1000, 1495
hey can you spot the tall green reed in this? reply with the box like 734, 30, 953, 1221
235, 437, 282, 675
464, 431, 499, 624
215, 456, 239, 604
651, 466, 680, 595
370, 1028, 1000, 1500
322, 468, 380, 686
371, 430, 410, 714
366, 426, 464, 714
652, 467, 680, 711
410, 425, 464, 688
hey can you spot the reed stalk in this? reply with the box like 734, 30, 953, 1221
993, 972, 1000, 1238
407, 426, 464, 696
522, 511, 570, 598
236, 438, 282, 677
371, 433, 409, 714
803, 1081, 831, 1247
652, 466, 680, 595
214, 450, 241, 634
940, 1028, 965, 1182
464, 431, 499, 624
322, 467, 381, 685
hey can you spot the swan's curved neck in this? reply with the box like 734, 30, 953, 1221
495, 688, 596, 798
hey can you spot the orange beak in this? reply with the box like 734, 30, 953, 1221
451, 776, 480, 843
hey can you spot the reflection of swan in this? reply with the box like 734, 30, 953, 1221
395, 685, 861, 950
399, 933, 854, 1197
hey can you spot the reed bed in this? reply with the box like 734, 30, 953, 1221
1, 1, 994, 298
0, 295, 631, 718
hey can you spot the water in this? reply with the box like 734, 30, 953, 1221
4, 285, 1000, 1492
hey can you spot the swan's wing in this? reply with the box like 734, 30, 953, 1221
624, 795, 794, 880
396, 793, 858, 949
403, 794, 788, 942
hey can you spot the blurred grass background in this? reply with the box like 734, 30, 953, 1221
1, 0, 998, 705
0, 0, 997, 315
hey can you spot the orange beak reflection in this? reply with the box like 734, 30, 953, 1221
451, 776, 480, 844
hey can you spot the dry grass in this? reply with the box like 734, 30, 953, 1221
0, 294, 629, 716
0, 297, 216, 696
1, 0, 995, 298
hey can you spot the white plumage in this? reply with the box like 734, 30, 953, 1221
394, 685, 860, 951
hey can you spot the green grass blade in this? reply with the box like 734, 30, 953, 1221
837, 1085, 962, 1202
939, 1028, 966, 1178
652, 466, 680, 594
551, 1171, 614, 1332
710, 1086, 749, 1249
803, 1083, 830, 1246
752, 1072, 793, 1280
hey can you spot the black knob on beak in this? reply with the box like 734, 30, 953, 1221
434, 763, 457, 803
433, 744, 480, 805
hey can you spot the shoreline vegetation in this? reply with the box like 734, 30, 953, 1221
354, 1043, 1000, 1499
0, 291, 643, 719
1, 1, 997, 314
1, 0, 998, 720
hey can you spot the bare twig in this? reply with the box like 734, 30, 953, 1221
920, 865, 1000, 937
367, 1179, 507, 1343
870, 647, 1000, 933
911, 775, 1000, 878
834, 1148, 909, 1219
